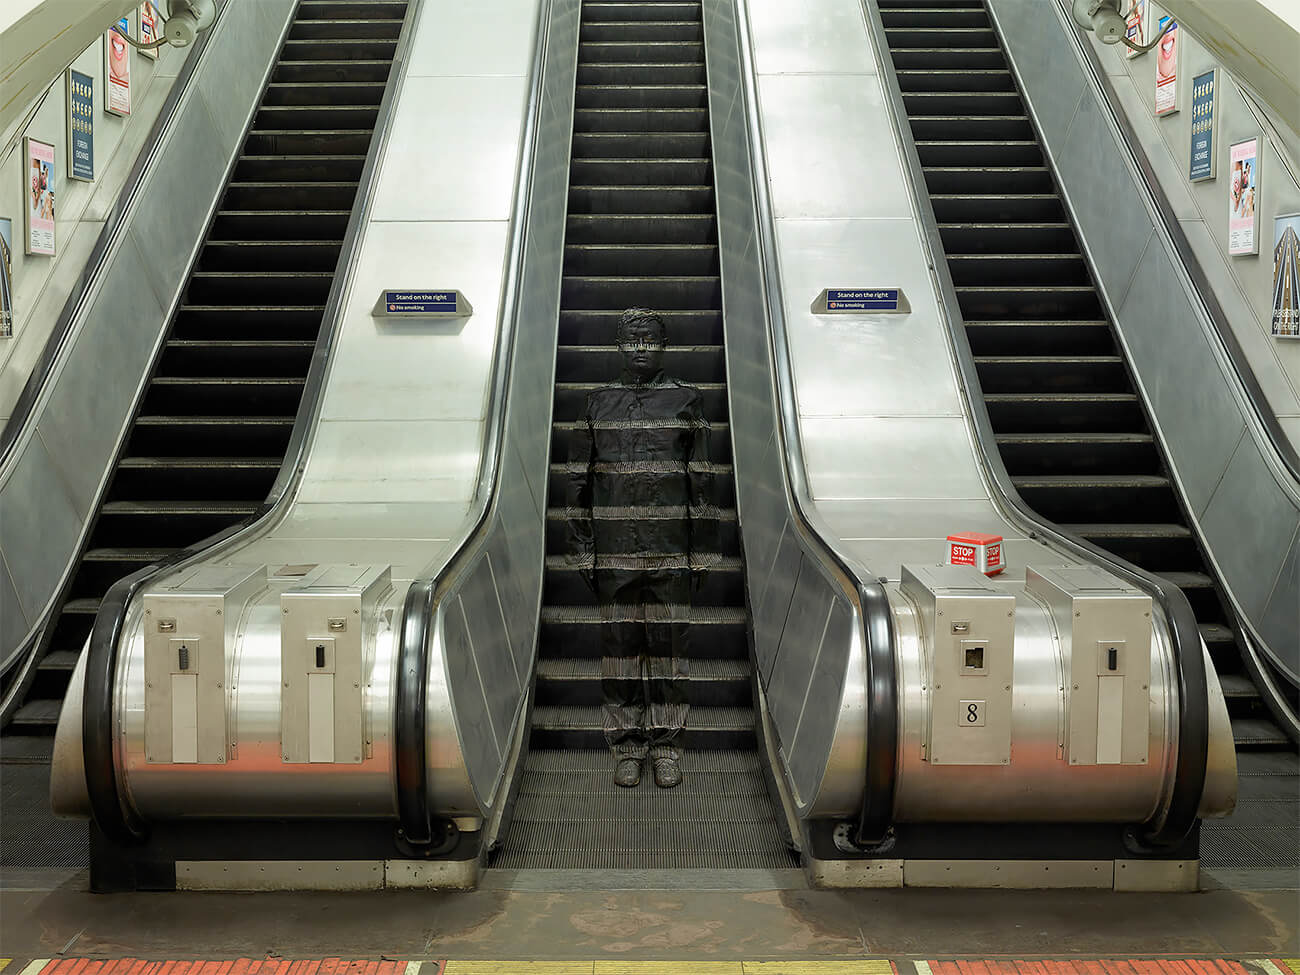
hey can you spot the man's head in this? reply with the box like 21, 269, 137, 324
617, 307, 666, 383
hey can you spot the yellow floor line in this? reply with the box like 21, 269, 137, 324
594, 964, 744, 975
742, 964, 895, 975
1280, 963, 1300, 975
0, 960, 10, 973
442, 964, 595, 975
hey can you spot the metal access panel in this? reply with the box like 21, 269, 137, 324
901, 564, 1016, 766
143, 565, 267, 765
1025, 565, 1152, 766
280, 565, 391, 764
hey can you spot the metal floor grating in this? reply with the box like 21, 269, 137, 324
1199, 750, 1299, 871
0, 762, 88, 872
494, 749, 797, 870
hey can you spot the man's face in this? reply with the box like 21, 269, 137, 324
618, 320, 665, 382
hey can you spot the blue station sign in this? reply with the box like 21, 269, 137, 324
373, 289, 472, 319
385, 291, 457, 313
827, 288, 901, 311
813, 288, 910, 314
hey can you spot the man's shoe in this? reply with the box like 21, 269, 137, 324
614, 758, 642, 788
652, 756, 682, 789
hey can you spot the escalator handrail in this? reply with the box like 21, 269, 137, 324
859, 0, 1207, 850
79, 0, 425, 843
0, 0, 230, 472
392, 0, 554, 844
730, 0, 899, 846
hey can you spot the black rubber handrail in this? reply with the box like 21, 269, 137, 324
394, 579, 434, 846
84, 568, 155, 844
856, 582, 900, 847
861, 0, 1207, 852
78, 0, 422, 841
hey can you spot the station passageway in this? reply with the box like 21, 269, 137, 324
0, 0, 1296, 965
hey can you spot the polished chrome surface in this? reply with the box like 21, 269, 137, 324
708, 0, 873, 818
410, 0, 575, 816
987, 0, 1300, 689
0, 0, 290, 686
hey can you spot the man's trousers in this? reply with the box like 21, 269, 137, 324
594, 567, 690, 760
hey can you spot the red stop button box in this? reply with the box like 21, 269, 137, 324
947, 532, 1005, 576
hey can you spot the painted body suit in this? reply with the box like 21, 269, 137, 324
567, 369, 719, 761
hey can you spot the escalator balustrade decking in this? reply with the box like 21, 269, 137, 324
494, 0, 793, 872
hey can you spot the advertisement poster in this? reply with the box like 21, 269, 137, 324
1124, 0, 1151, 59
67, 68, 94, 181
1155, 16, 1179, 116
0, 217, 13, 339
1273, 215, 1300, 338
1188, 68, 1216, 181
1228, 138, 1260, 256
24, 138, 56, 257
105, 18, 132, 116
139, 1, 160, 59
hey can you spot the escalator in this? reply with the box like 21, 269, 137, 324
1, 0, 407, 815
493, 0, 793, 870
877, 0, 1297, 871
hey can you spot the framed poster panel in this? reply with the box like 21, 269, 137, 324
1188, 68, 1216, 181
1273, 214, 1300, 338
105, 17, 132, 116
1228, 138, 1260, 256
139, 1, 160, 59
1124, 0, 1151, 59
67, 68, 95, 181
0, 217, 13, 338
24, 138, 56, 257
1154, 16, 1179, 116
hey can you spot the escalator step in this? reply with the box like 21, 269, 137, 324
531, 705, 755, 750
1231, 718, 1291, 748
37, 651, 81, 672
9, 700, 62, 728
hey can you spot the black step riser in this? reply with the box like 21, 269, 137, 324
199, 243, 345, 272
997, 441, 1160, 476
545, 517, 738, 555
552, 384, 727, 420
560, 276, 721, 308
530, 725, 755, 750
560, 310, 723, 344
539, 622, 747, 660
555, 345, 724, 381
552, 425, 732, 462
577, 63, 706, 85
580, 23, 704, 43
544, 569, 742, 607
974, 360, 1127, 392
534, 676, 749, 708
546, 468, 736, 507
222, 184, 360, 210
